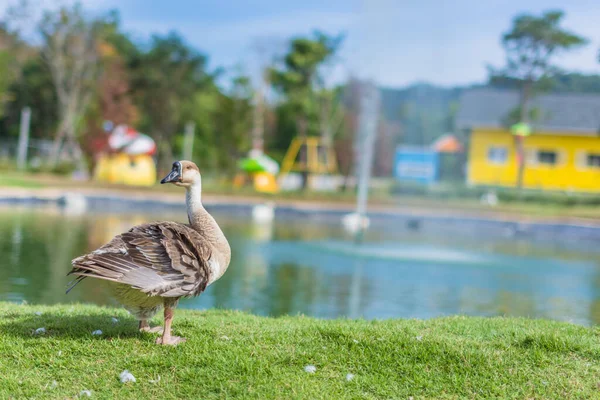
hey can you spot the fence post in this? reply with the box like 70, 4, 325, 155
17, 107, 32, 171
183, 122, 195, 161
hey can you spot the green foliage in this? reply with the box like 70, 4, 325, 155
2, 303, 600, 399
489, 10, 588, 127
129, 32, 211, 168
550, 73, 600, 93
3, 56, 58, 139
177, 73, 254, 175
0, 23, 30, 120
269, 31, 342, 141
2, 4, 598, 179
492, 10, 587, 84
488, 10, 587, 189
0, 50, 14, 115
500, 105, 542, 127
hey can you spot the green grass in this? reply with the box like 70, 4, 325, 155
6, 169, 600, 221
0, 174, 45, 189
1, 303, 600, 399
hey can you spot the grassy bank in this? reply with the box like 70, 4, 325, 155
6, 170, 600, 221
1, 303, 599, 399
0, 171, 596, 222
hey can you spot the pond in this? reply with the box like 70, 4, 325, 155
1, 204, 600, 325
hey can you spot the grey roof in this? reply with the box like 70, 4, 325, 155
456, 88, 600, 135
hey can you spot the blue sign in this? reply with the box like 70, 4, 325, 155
394, 147, 439, 184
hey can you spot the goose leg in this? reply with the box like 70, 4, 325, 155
156, 303, 186, 345
139, 320, 163, 334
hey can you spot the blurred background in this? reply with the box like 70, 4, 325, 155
2, 0, 600, 325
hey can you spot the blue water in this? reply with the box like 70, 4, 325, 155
1, 204, 599, 325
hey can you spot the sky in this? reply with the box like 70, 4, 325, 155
2, 0, 599, 88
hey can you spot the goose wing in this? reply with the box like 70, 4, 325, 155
68, 222, 212, 297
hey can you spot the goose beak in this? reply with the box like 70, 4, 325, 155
161, 162, 182, 184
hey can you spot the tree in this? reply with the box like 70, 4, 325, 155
0, 0, 36, 122
0, 26, 22, 118
269, 31, 342, 139
3, 56, 57, 140
82, 13, 139, 171
210, 72, 254, 175
489, 10, 587, 188
269, 31, 342, 188
249, 37, 283, 154
130, 32, 210, 171
39, 4, 100, 167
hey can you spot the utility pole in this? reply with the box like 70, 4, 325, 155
251, 85, 264, 154
183, 122, 195, 161
354, 81, 380, 241
17, 107, 31, 171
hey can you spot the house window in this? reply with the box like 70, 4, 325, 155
487, 147, 507, 164
587, 154, 600, 168
537, 150, 558, 165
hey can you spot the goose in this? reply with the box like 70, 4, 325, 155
67, 160, 231, 345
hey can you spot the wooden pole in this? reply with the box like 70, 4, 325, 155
183, 122, 195, 161
17, 107, 31, 170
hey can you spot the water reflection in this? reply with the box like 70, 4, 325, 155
1, 205, 600, 325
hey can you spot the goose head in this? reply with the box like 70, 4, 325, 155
160, 160, 201, 188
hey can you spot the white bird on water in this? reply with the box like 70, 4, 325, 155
341, 212, 370, 234
252, 201, 275, 223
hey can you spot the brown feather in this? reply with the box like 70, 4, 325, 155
68, 221, 213, 298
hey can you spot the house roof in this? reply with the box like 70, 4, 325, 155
456, 88, 600, 135
431, 134, 463, 153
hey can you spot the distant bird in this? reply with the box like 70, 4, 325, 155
60, 192, 87, 215
68, 161, 231, 345
341, 212, 370, 234
407, 219, 421, 231
480, 190, 499, 207
252, 201, 275, 223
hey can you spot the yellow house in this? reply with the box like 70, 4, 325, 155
457, 89, 600, 192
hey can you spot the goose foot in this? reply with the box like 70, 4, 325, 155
140, 326, 164, 334
156, 336, 187, 346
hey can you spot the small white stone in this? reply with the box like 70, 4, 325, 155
220, 335, 230, 341
79, 389, 92, 397
111, 317, 119, 324
91, 330, 103, 336
120, 370, 136, 383
57, 351, 62, 357
35, 311, 42, 316
346, 373, 355, 381
415, 335, 423, 341
34, 327, 46, 335
304, 365, 317, 374
353, 339, 359, 344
